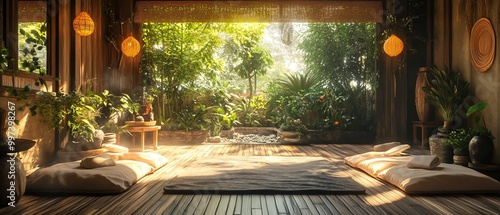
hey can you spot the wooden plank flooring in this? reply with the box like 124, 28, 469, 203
1, 143, 500, 215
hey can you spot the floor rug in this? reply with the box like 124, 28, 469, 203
163, 156, 365, 195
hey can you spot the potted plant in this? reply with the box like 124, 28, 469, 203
30, 90, 105, 151
466, 101, 495, 164
64, 90, 104, 150
98, 90, 132, 144
120, 93, 141, 121
422, 66, 470, 132
421, 66, 470, 163
444, 128, 474, 166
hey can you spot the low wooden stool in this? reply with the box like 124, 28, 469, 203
126, 126, 161, 151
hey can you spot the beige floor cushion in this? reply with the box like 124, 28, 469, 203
27, 160, 154, 194
357, 156, 413, 178
379, 163, 500, 194
102, 144, 129, 153
26, 152, 168, 194
107, 152, 168, 169
344, 144, 411, 168
373, 142, 401, 152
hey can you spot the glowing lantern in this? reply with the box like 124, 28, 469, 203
73, 12, 94, 36
121, 36, 141, 57
383, 34, 404, 57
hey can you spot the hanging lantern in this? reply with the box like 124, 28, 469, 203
73, 12, 94, 36
383, 34, 404, 57
121, 36, 141, 57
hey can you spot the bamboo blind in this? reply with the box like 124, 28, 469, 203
135, 1, 383, 23
18, 1, 47, 22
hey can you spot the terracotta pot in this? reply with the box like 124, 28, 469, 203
469, 135, 494, 164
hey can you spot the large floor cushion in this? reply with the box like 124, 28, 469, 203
379, 163, 500, 194
356, 156, 413, 178
27, 160, 154, 194
344, 144, 411, 167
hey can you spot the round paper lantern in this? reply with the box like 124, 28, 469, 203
73, 12, 94, 36
383, 34, 404, 57
121, 36, 141, 57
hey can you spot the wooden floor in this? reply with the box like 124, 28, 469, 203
2, 143, 500, 215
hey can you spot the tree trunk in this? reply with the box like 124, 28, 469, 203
248, 76, 253, 99
254, 74, 257, 96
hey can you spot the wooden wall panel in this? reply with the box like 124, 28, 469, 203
100, 0, 141, 95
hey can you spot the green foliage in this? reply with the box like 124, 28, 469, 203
223, 24, 273, 98
445, 126, 495, 152
29, 91, 67, 130
466, 101, 493, 144
0, 47, 10, 72
234, 95, 268, 127
141, 22, 226, 126
30, 90, 101, 142
297, 23, 377, 131
422, 66, 470, 124
30, 90, 132, 142
120, 93, 140, 116
472, 127, 494, 140
267, 73, 326, 131
18, 22, 47, 75
212, 106, 239, 130
2, 22, 49, 98
445, 128, 475, 151
466, 101, 487, 129
290, 119, 308, 139
65, 91, 102, 142
276, 72, 321, 95
175, 105, 209, 131
139, 22, 377, 133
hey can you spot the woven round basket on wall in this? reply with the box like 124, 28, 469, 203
470, 18, 496, 72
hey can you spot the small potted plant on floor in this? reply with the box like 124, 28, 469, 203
466, 101, 495, 164
445, 128, 474, 166
31, 90, 105, 151
421, 66, 470, 163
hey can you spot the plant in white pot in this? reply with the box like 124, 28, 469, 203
466, 101, 495, 165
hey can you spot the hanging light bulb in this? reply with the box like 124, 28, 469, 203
73, 11, 94, 36
383, 34, 404, 57
121, 35, 141, 57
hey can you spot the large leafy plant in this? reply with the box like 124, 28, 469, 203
466, 101, 494, 140
422, 66, 470, 130
30, 90, 102, 142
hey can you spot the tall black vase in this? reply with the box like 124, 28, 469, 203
469, 135, 494, 164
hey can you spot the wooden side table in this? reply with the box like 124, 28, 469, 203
413, 121, 440, 149
126, 126, 161, 151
